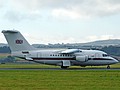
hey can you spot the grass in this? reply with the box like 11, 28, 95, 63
0, 64, 60, 68
0, 70, 119, 90
0, 54, 120, 90
0, 53, 9, 58
0, 64, 119, 90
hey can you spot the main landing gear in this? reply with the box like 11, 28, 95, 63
107, 65, 110, 69
61, 66, 69, 69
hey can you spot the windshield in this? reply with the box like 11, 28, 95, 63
103, 54, 109, 57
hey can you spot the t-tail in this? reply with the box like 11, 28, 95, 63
2, 30, 35, 52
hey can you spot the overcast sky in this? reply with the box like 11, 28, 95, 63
0, 0, 120, 44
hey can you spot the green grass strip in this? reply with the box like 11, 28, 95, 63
0, 70, 119, 90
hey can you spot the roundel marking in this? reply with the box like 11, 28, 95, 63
15, 39, 23, 44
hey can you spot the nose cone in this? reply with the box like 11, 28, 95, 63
107, 56, 119, 65
114, 59, 119, 63
112, 58, 119, 64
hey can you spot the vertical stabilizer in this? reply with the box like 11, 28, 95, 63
2, 30, 35, 52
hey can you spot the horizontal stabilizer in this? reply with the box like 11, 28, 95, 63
25, 57, 33, 61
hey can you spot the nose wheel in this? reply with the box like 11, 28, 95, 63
107, 65, 110, 69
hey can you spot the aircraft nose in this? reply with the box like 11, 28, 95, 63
112, 58, 119, 64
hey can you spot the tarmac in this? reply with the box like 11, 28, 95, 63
0, 68, 120, 70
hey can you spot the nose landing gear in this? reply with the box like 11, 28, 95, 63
107, 65, 110, 69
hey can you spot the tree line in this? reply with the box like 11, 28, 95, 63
0, 46, 11, 53
101, 46, 120, 56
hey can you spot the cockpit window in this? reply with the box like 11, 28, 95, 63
103, 54, 109, 57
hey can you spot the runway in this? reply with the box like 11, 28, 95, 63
0, 68, 120, 70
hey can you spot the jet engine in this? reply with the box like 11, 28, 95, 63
76, 55, 88, 62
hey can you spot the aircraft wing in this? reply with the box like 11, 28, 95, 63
59, 49, 81, 54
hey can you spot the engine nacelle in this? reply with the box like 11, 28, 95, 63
76, 55, 88, 62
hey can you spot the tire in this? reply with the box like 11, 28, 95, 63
107, 65, 110, 69
61, 66, 68, 69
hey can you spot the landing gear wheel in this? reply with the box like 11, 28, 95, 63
107, 65, 110, 69
61, 66, 68, 69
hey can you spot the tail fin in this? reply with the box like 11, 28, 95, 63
2, 30, 35, 52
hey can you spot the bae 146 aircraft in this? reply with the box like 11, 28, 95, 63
2, 30, 119, 69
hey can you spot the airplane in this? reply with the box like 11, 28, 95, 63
2, 30, 119, 69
